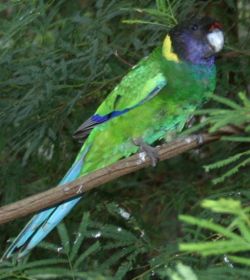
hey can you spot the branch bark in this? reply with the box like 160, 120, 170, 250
0, 133, 226, 226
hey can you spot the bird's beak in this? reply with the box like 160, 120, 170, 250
206, 28, 224, 53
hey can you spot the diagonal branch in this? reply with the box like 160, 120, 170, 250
0, 131, 235, 226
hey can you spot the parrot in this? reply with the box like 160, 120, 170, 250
3, 16, 224, 258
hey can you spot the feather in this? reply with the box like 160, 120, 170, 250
3, 147, 90, 258
73, 80, 167, 141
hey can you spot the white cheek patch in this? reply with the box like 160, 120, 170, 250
207, 30, 224, 53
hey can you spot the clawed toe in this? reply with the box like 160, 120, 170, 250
133, 138, 159, 167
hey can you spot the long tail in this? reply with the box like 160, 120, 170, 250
3, 147, 88, 259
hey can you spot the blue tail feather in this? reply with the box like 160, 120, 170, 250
18, 198, 81, 258
3, 147, 88, 259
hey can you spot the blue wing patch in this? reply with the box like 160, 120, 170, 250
73, 80, 167, 141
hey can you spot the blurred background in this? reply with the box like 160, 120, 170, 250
0, 0, 250, 279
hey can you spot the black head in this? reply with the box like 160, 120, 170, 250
169, 17, 224, 65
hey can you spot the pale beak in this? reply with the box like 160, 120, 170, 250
207, 29, 224, 53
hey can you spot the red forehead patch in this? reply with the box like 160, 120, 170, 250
209, 21, 222, 31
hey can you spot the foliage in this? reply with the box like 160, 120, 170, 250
179, 198, 250, 279
180, 198, 250, 257
183, 92, 250, 184
0, 0, 250, 279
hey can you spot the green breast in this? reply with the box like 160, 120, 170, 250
79, 49, 216, 175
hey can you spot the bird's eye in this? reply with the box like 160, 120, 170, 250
191, 24, 198, 31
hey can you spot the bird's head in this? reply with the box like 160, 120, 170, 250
167, 17, 224, 65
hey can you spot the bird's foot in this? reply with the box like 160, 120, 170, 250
181, 134, 204, 145
133, 138, 159, 167
195, 134, 204, 145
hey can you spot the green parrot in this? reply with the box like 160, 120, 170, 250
4, 17, 224, 258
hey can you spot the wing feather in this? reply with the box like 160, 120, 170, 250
73, 52, 167, 141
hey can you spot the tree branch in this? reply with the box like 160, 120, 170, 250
0, 132, 230, 225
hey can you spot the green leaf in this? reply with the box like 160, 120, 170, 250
73, 241, 101, 269
180, 240, 250, 256
228, 255, 250, 266
179, 215, 242, 241
57, 223, 70, 255
201, 199, 242, 215
70, 212, 90, 262
167, 262, 198, 280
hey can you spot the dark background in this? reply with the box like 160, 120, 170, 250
0, 0, 250, 279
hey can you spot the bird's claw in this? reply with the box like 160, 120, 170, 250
181, 134, 204, 145
133, 138, 159, 167
194, 134, 204, 145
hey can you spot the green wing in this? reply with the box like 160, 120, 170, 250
74, 50, 167, 140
